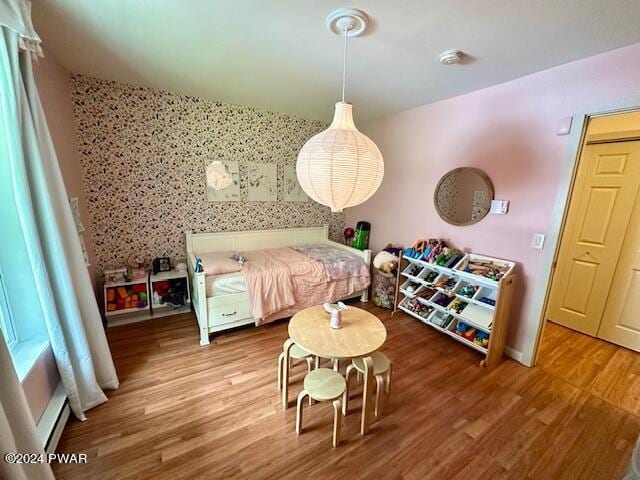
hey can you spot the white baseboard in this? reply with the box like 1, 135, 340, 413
505, 346, 524, 364
36, 382, 69, 453
46, 403, 70, 454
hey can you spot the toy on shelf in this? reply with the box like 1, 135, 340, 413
104, 268, 127, 284
458, 284, 479, 298
474, 331, 490, 348
416, 287, 437, 299
449, 299, 468, 314
130, 268, 146, 281
105, 281, 148, 313
435, 247, 464, 268
455, 321, 490, 348
413, 240, 428, 254
405, 264, 420, 277
403, 281, 419, 294
432, 292, 454, 308
434, 275, 457, 291
463, 258, 509, 281
420, 239, 447, 263
152, 277, 188, 308
403, 239, 428, 259
430, 312, 454, 329
423, 271, 438, 283
478, 296, 496, 306
462, 327, 477, 342
455, 321, 473, 338
127, 253, 146, 280
404, 298, 433, 319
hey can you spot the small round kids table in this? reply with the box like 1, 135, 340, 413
286, 305, 387, 435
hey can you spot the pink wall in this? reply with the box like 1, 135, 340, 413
21, 346, 60, 423
347, 42, 640, 357
33, 48, 97, 291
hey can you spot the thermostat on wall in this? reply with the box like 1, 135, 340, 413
490, 200, 509, 215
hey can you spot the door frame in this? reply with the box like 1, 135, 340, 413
522, 98, 640, 367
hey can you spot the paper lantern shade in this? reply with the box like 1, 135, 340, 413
296, 102, 384, 213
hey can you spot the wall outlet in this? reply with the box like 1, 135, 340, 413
531, 233, 546, 250
490, 200, 509, 215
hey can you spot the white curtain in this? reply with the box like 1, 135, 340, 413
1, 0, 119, 421
627, 437, 640, 479
0, 335, 54, 480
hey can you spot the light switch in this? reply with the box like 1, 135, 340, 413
531, 233, 546, 250
557, 116, 572, 135
490, 200, 509, 215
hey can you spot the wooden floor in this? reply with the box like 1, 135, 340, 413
538, 321, 640, 418
52, 305, 639, 480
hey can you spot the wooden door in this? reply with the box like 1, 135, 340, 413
597, 187, 640, 351
547, 141, 640, 336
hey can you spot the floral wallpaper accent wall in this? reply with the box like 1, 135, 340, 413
70, 74, 345, 275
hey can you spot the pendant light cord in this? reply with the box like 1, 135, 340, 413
341, 26, 349, 102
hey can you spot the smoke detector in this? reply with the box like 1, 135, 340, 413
439, 49, 463, 65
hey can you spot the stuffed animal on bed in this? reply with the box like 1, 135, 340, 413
230, 253, 247, 265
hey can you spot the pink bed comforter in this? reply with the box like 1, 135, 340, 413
241, 247, 369, 325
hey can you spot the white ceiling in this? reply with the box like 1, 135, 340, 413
33, 0, 640, 122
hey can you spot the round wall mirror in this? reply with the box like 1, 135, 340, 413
434, 167, 494, 226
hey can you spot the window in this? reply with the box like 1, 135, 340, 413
0, 78, 49, 381
0, 268, 17, 351
0, 262, 48, 380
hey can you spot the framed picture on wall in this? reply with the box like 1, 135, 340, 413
152, 257, 171, 274
205, 159, 240, 202
247, 162, 277, 201
283, 165, 308, 202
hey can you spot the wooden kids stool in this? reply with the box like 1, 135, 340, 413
344, 351, 391, 417
278, 339, 314, 392
296, 368, 346, 447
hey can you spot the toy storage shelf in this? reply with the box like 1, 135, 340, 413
149, 270, 191, 318
397, 251, 515, 367
104, 278, 151, 327
397, 300, 488, 355
104, 270, 191, 326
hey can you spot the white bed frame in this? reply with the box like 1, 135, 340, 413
186, 225, 372, 346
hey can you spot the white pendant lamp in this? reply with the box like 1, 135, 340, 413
297, 8, 384, 213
